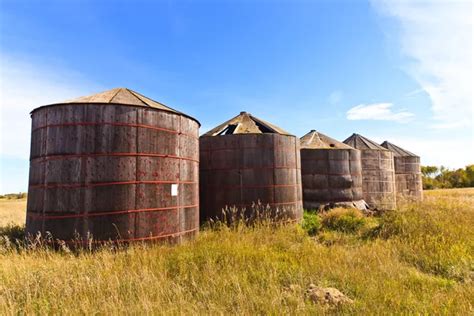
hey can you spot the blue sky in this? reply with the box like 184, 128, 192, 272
1, 0, 473, 193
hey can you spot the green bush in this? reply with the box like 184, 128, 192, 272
321, 208, 366, 233
301, 212, 321, 236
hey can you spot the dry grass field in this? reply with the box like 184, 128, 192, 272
0, 189, 473, 314
0, 197, 26, 227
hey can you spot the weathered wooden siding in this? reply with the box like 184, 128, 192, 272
26, 103, 199, 244
301, 148, 364, 209
360, 150, 396, 210
394, 156, 423, 201
200, 134, 302, 223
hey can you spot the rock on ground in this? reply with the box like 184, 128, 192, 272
306, 284, 354, 306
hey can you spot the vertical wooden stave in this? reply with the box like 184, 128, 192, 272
301, 148, 365, 210
26, 103, 199, 243
199, 134, 302, 223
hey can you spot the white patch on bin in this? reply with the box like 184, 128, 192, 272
171, 184, 179, 196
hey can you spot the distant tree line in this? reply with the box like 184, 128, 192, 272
0, 192, 27, 199
421, 165, 474, 189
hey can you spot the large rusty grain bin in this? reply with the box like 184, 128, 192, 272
381, 141, 423, 201
26, 88, 200, 244
343, 134, 396, 210
200, 112, 302, 223
300, 130, 367, 210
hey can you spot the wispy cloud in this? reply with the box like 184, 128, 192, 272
0, 54, 99, 192
346, 102, 414, 123
328, 90, 343, 105
371, 0, 473, 129
403, 88, 425, 98
0, 54, 99, 160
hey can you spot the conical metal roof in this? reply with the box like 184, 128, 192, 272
202, 112, 292, 136
381, 141, 418, 157
300, 130, 353, 149
32, 88, 199, 124
343, 133, 387, 150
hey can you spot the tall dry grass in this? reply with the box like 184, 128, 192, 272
0, 189, 473, 314
0, 197, 26, 227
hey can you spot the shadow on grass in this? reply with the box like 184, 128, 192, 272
0, 224, 25, 240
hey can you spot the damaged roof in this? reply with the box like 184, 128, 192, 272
32, 88, 199, 123
202, 112, 292, 136
300, 130, 353, 149
343, 133, 387, 150
381, 141, 418, 157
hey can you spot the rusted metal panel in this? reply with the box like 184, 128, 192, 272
200, 133, 303, 223
26, 95, 199, 244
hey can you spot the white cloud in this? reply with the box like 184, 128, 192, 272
0, 55, 99, 160
371, 0, 473, 129
346, 102, 414, 123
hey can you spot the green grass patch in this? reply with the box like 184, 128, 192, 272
301, 211, 322, 236
321, 208, 367, 233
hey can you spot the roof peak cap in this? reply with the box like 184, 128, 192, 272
343, 133, 387, 150
300, 130, 354, 149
